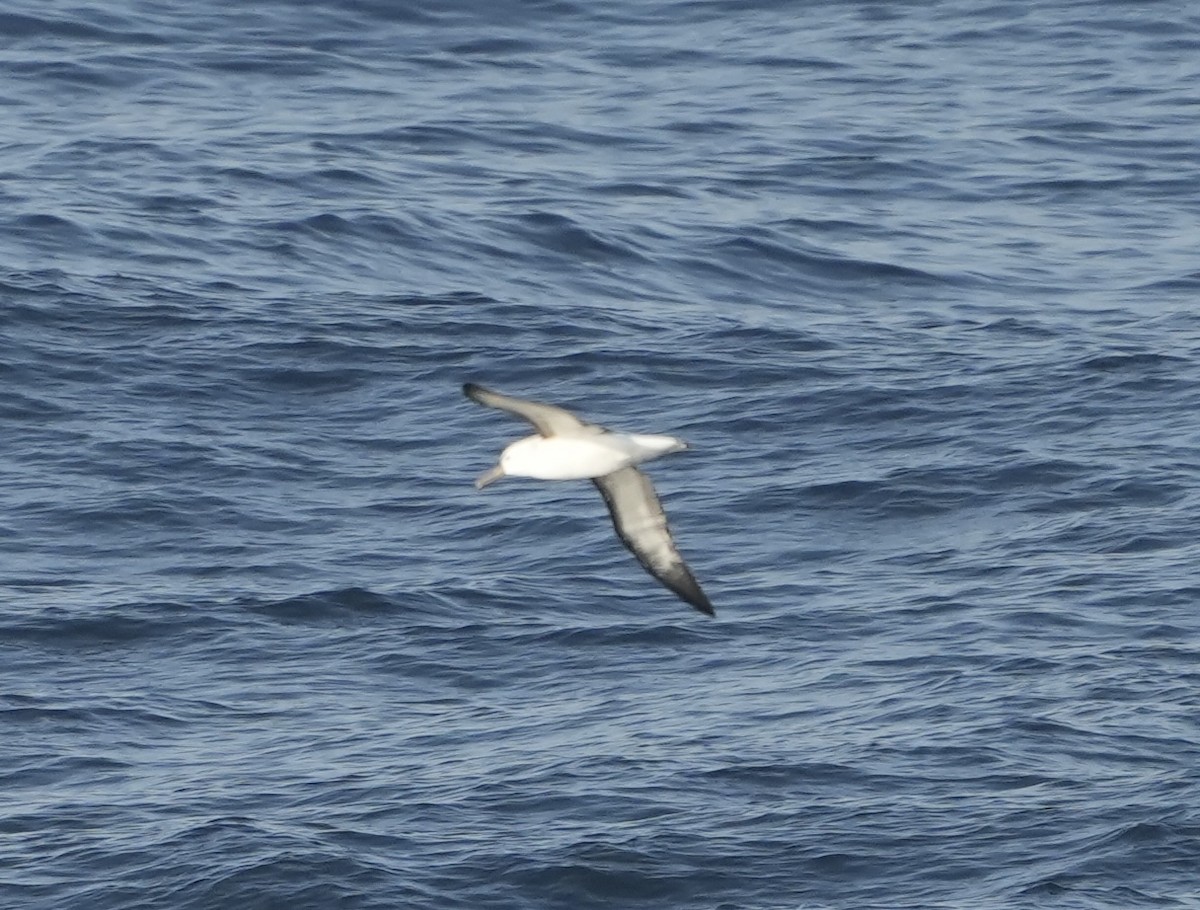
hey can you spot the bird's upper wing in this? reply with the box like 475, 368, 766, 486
462, 382, 598, 437
593, 466, 714, 616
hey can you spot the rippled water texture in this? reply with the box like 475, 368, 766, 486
3, 1, 1200, 908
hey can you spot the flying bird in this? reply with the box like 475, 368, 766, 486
462, 382, 713, 616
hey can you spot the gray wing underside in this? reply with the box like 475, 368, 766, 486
463, 383, 600, 437
593, 467, 714, 616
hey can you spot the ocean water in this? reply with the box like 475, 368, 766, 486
3, 0, 1200, 907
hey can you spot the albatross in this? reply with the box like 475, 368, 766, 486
462, 382, 714, 616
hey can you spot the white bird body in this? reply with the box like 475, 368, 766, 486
493, 433, 687, 482
463, 382, 713, 616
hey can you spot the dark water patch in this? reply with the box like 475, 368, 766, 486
265, 211, 425, 246
234, 364, 374, 395
701, 760, 877, 791
246, 587, 398, 625
8, 58, 148, 91
133, 192, 219, 214
0, 601, 212, 650
0, 11, 166, 44
498, 842, 697, 905
511, 211, 651, 263
1134, 271, 1200, 291
1012, 176, 1131, 199
51, 494, 228, 534
520, 620, 714, 651
0, 389, 72, 420
1079, 351, 1189, 373
1103, 533, 1178, 555
447, 36, 544, 58
212, 165, 302, 189
708, 234, 952, 290
348, 123, 484, 151
748, 54, 846, 72
309, 167, 385, 187
325, 0, 447, 26
709, 322, 837, 357
197, 48, 347, 77
588, 181, 692, 200
987, 458, 1092, 491
973, 315, 1063, 338
662, 117, 747, 136
799, 463, 1004, 518
11, 213, 91, 243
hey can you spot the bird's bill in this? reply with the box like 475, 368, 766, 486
474, 464, 505, 489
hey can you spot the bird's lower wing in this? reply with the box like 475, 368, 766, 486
463, 383, 596, 437
593, 467, 714, 616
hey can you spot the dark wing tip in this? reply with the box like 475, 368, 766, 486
637, 535, 716, 617
673, 576, 715, 617
463, 382, 487, 401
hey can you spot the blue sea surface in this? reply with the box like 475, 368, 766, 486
3, 1, 1200, 907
